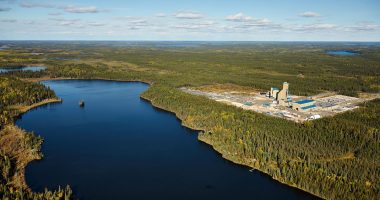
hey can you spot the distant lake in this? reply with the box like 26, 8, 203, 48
326, 50, 359, 56
17, 80, 318, 200
48, 57, 80, 61
0, 66, 46, 73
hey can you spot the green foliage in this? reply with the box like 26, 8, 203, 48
97, 44, 380, 96
0, 77, 56, 127
142, 86, 380, 200
0, 148, 72, 200
1, 42, 380, 199
3, 42, 380, 96
0, 77, 69, 199
0, 77, 56, 106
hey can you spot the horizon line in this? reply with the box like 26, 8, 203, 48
1, 40, 380, 43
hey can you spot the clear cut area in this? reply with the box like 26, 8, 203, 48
181, 82, 379, 123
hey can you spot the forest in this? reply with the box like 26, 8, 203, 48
0, 74, 72, 199
0, 41, 379, 199
142, 85, 379, 200
0, 76, 56, 126
0, 126, 72, 199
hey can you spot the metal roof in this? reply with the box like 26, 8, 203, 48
294, 99, 314, 104
301, 104, 316, 110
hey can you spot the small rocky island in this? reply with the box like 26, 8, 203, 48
79, 100, 85, 107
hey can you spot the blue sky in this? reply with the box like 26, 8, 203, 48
0, 0, 379, 41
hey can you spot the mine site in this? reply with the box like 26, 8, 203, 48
181, 82, 380, 123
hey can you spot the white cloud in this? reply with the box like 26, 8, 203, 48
291, 23, 337, 31
174, 11, 204, 19
226, 13, 253, 22
308, 23, 336, 29
225, 13, 279, 30
221, 19, 339, 33
120, 17, 150, 27
173, 21, 215, 30
346, 23, 380, 31
243, 18, 272, 27
155, 13, 166, 17
20, 2, 55, 8
49, 17, 107, 28
49, 17, 80, 26
87, 22, 106, 27
64, 5, 98, 13
199, 21, 216, 25
19, 2, 102, 15
129, 19, 148, 25
49, 17, 79, 22
59, 21, 76, 26
299, 11, 320, 18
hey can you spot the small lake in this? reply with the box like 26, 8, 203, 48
0, 66, 46, 73
17, 80, 318, 200
326, 50, 359, 56
48, 57, 80, 61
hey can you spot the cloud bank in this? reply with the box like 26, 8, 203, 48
63, 5, 99, 13
174, 11, 204, 19
299, 11, 320, 18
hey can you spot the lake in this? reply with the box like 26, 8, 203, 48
326, 50, 359, 56
48, 57, 80, 61
0, 66, 46, 73
17, 80, 318, 200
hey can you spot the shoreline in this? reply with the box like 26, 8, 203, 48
139, 93, 324, 200
22, 76, 153, 85
10, 98, 62, 114
0, 125, 43, 189
2, 98, 62, 189
18, 77, 323, 199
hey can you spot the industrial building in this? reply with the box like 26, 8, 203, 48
269, 82, 292, 107
181, 84, 375, 123
270, 87, 279, 99
268, 82, 316, 111
292, 99, 316, 111
277, 82, 289, 104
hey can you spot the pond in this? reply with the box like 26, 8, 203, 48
47, 57, 80, 61
326, 50, 359, 56
0, 66, 46, 73
17, 80, 318, 200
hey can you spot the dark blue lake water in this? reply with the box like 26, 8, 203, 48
0, 66, 46, 73
326, 50, 358, 56
16, 80, 318, 200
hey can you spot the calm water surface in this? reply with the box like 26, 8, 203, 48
0, 66, 46, 73
326, 50, 359, 56
17, 80, 319, 200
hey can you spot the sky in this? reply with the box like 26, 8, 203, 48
0, 0, 380, 41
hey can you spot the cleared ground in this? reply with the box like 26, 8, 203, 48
181, 86, 379, 123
